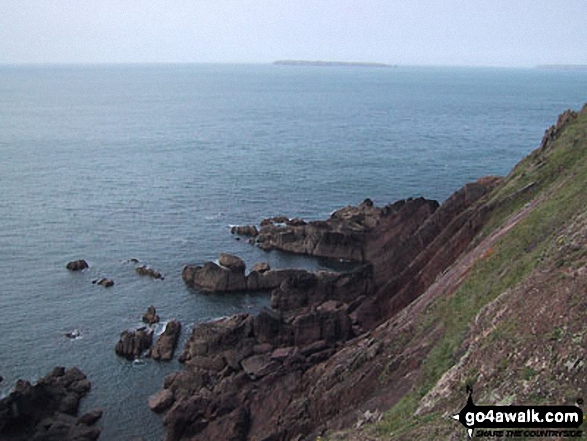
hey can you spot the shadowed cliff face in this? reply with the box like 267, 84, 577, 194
160, 105, 587, 441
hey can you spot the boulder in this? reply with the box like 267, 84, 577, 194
148, 389, 175, 413
150, 320, 182, 361
142, 305, 160, 325
218, 253, 246, 272
66, 260, 88, 271
183, 262, 247, 292
115, 327, 153, 360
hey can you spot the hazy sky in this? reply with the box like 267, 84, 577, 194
1, 0, 585, 67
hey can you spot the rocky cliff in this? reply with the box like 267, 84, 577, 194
159, 104, 587, 440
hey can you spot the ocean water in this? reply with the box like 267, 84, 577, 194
0, 64, 585, 440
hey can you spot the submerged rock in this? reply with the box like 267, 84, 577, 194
92, 277, 114, 288
65, 329, 81, 339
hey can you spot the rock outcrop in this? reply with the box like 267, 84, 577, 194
161, 183, 499, 440
66, 259, 88, 271
0, 367, 101, 441
142, 305, 160, 325
115, 327, 153, 360
252, 198, 438, 262
149, 321, 182, 361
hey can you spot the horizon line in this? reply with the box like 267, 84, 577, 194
0, 60, 570, 70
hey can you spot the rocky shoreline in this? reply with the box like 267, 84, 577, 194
150, 176, 500, 440
0, 367, 102, 441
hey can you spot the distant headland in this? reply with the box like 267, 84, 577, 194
273, 60, 395, 68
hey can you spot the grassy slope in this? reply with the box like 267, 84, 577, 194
339, 105, 587, 440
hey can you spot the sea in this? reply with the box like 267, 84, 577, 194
0, 64, 585, 440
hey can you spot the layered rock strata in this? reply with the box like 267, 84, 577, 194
162, 180, 499, 440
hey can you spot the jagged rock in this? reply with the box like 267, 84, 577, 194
231, 225, 259, 236
142, 305, 160, 325
135, 265, 164, 280
150, 320, 182, 361
115, 327, 153, 360
0, 367, 100, 441
66, 259, 88, 271
148, 389, 175, 413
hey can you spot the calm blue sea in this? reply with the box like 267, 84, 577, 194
0, 64, 585, 440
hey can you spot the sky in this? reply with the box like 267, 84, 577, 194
0, 0, 585, 67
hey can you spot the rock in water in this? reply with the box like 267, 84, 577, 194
135, 265, 164, 280
115, 327, 153, 360
150, 320, 182, 361
142, 305, 160, 325
0, 367, 101, 440
230, 225, 259, 237
92, 277, 114, 288
65, 329, 81, 339
66, 259, 89, 271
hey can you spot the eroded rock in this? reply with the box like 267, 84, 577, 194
0, 367, 101, 441
115, 327, 153, 360
142, 305, 160, 325
150, 320, 182, 361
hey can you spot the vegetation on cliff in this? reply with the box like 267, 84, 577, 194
159, 105, 587, 440
343, 104, 587, 439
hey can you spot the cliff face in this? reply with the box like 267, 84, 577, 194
160, 104, 587, 440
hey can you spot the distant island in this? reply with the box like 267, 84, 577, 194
273, 60, 395, 68
536, 64, 587, 71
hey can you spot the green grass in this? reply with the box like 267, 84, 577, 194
376, 108, 587, 439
